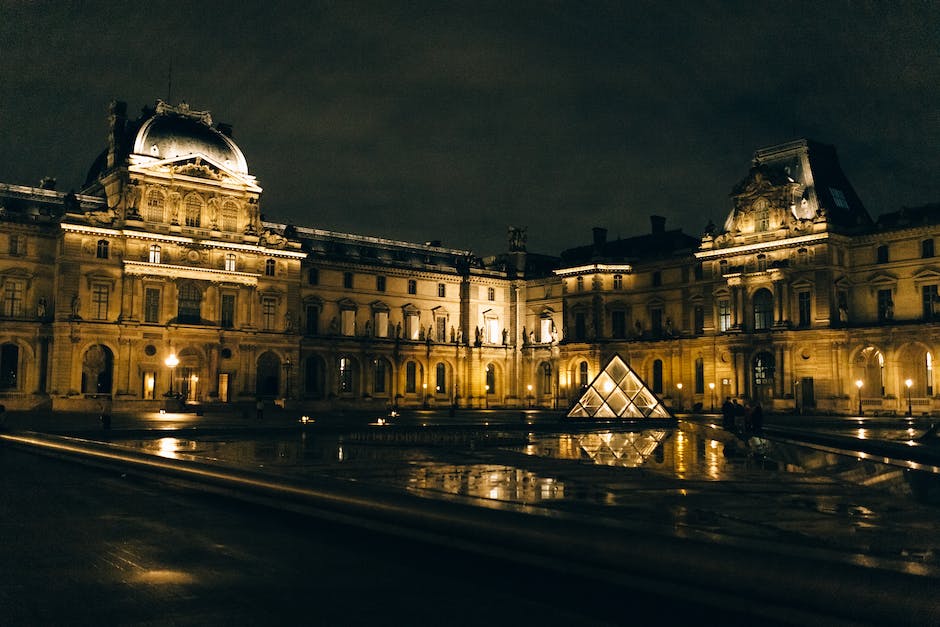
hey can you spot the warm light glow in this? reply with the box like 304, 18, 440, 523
676, 382, 683, 390
602, 381, 614, 394
905, 378, 913, 389
165, 353, 179, 368
527, 384, 533, 392
855, 379, 863, 389
708, 382, 715, 390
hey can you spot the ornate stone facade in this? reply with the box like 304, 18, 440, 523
0, 104, 937, 415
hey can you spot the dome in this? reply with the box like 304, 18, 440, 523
132, 102, 249, 174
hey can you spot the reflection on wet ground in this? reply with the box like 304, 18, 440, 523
118, 420, 940, 575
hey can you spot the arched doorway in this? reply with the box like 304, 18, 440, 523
337, 355, 359, 396
752, 351, 775, 403
81, 344, 113, 394
177, 347, 203, 402
304, 354, 325, 399
256, 351, 281, 398
753, 288, 773, 331
0, 343, 19, 390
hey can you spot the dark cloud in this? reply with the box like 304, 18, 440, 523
1, 1, 937, 254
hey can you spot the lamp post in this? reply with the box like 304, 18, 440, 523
708, 382, 715, 412
285, 358, 292, 399
905, 378, 913, 417
855, 379, 863, 416
527, 384, 533, 408
676, 382, 683, 411
484, 384, 489, 409
165, 353, 179, 397
422, 382, 428, 409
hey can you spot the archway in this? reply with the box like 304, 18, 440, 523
753, 288, 773, 331
752, 351, 775, 403
256, 351, 281, 398
303, 354, 325, 399
81, 344, 113, 394
177, 347, 204, 402
0, 343, 19, 390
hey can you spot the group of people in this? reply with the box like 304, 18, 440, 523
721, 396, 763, 433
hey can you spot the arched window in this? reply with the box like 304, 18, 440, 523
695, 357, 704, 394
405, 362, 417, 393
485, 363, 496, 395
149, 244, 161, 263
96, 240, 109, 259
177, 283, 202, 324
927, 352, 934, 396
578, 361, 588, 388
753, 288, 773, 330
540, 362, 552, 396
338, 356, 356, 394
184, 195, 202, 227
304, 355, 324, 399
146, 190, 164, 222
753, 352, 775, 395
435, 363, 446, 393
373, 359, 388, 395
652, 359, 663, 394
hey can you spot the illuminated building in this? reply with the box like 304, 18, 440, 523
0, 103, 936, 415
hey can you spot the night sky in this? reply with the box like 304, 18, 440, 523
1, 1, 937, 255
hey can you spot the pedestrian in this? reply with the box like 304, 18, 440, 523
721, 397, 734, 429
743, 401, 753, 432
256, 398, 264, 421
732, 398, 744, 431
750, 401, 764, 434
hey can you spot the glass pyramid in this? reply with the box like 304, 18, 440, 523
567, 354, 673, 420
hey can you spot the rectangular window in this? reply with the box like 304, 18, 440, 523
718, 299, 731, 332
540, 317, 553, 343
922, 285, 938, 320
144, 288, 161, 323
487, 287, 496, 301
405, 362, 417, 394
876, 245, 889, 264
798, 291, 811, 327
374, 361, 387, 394
574, 312, 586, 341
221, 294, 235, 328
438, 283, 446, 298
435, 316, 447, 342
485, 317, 500, 344
613, 274, 623, 290
224, 254, 236, 272
8, 235, 23, 256
142, 371, 156, 400
343, 272, 353, 288
923, 239, 935, 259
149, 245, 161, 263
376, 275, 386, 292
408, 279, 417, 295
92, 284, 109, 320
611, 311, 626, 339
693, 305, 704, 335
374, 310, 388, 338
406, 313, 420, 340
652, 271, 662, 287
262, 297, 276, 330
695, 358, 705, 394
650, 307, 663, 336
693, 263, 703, 281
308, 268, 319, 285
305, 304, 319, 335
2, 280, 24, 317
877, 289, 893, 322
341, 309, 355, 336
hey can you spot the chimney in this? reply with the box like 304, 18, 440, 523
650, 215, 666, 234
217, 123, 233, 138
39, 177, 57, 190
592, 227, 607, 248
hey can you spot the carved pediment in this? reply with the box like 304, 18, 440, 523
912, 267, 940, 284
866, 272, 898, 287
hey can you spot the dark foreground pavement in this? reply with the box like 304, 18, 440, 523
1, 445, 807, 627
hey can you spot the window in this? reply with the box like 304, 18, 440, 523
753, 288, 773, 330
142, 371, 156, 400
224, 254, 236, 271
376, 275, 386, 292
341, 309, 355, 336
438, 283, 446, 298
96, 240, 109, 259
435, 363, 446, 393
575, 277, 584, 292
0, 343, 19, 389
876, 245, 889, 264
753, 352, 775, 385
149, 245, 161, 263
928, 352, 934, 397
574, 312, 586, 341
798, 291, 811, 327
877, 289, 893, 322
2, 280, 24, 317
611, 311, 626, 339
485, 364, 496, 394
693, 305, 704, 335
408, 279, 417, 295
485, 316, 500, 344
339, 357, 354, 394
695, 358, 704, 394
184, 195, 202, 227
221, 202, 238, 231
652, 359, 663, 394
718, 259, 729, 275
265, 259, 276, 277
923, 239, 935, 259
541, 362, 552, 395
652, 271, 662, 287
305, 304, 319, 335
146, 190, 164, 222
221, 294, 235, 328
922, 285, 938, 320
436, 316, 447, 342
374, 310, 388, 338
91, 284, 109, 320
756, 254, 768, 272
718, 299, 731, 332
405, 362, 417, 393
374, 360, 387, 394
308, 268, 319, 285
177, 283, 201, 324
613, 274, 623, 290
262, 297, 277, 330
756, 207, 770, 232
9, 235, 25, 256
650, 307, 663, 336
144, 288, 160, 323
830, 187, 849, 210
406, 313, 420, 340
693, 263, 703, 281
540, 317, 554, 343
487, 287, 496, 300
578, 361, 588, 388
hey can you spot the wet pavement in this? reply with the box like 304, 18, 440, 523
3, 407, 940, 623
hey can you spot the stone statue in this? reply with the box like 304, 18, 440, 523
37, 297, 47, 319
502, 328, 509, 345
70, 294, 80, 317
395, 321, 402, 339
521, 326, 528, 346
450, 326, 456, 343
364, 320, 372, 336
456, 327, 463, 344
329, 316, 339, 334
508, 226, 527, 252
284, 311, 294, 332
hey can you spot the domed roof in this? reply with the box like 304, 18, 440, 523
132, 101, 248, 174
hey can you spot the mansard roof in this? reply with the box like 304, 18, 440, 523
875, 203, 940, 231
559, 226, 699, 267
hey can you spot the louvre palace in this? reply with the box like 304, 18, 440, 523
0, 100, 937, 415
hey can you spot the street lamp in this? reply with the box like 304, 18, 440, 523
422, 382, 428, 409
676, 382, 683, 411
484, 384, 490, 409
165, 353, 179, 397
905, 378, 913, 417
527, 384, 533, 408
708, 382, 715, 412
855, 379, 863, 416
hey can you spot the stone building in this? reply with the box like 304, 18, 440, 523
0, 102, 936, 415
